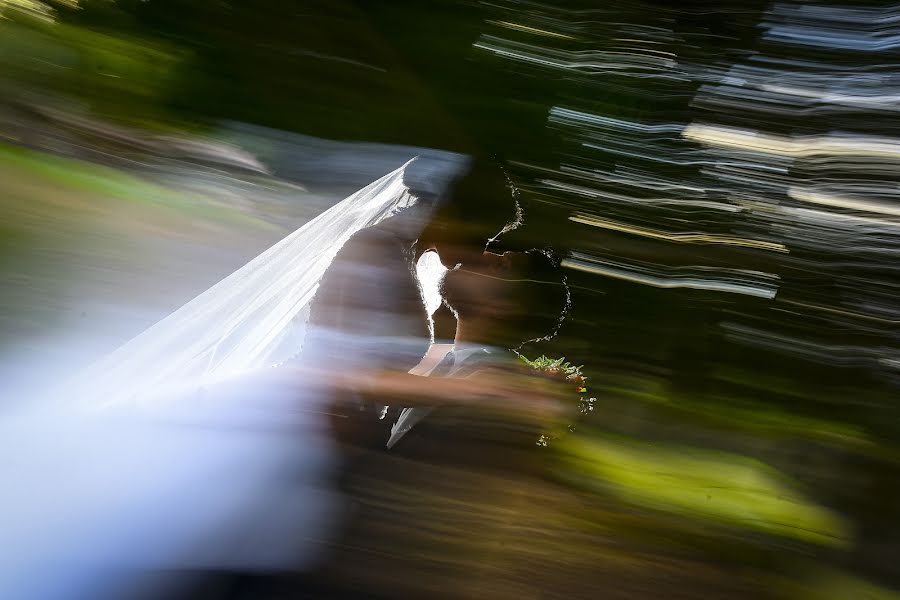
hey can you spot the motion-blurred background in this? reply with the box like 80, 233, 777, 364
2, 1, 899, 598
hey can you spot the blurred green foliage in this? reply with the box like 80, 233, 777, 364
557, 430, 849, 546
0, 14, 187, 125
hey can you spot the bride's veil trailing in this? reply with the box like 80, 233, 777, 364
69, 157, 457, 408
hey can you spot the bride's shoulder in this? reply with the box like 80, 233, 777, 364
341, 227, 400, 254
324, 229, 400, 272
352, 225, 397, 242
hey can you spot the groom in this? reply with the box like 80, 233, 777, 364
388, 248, 570, 454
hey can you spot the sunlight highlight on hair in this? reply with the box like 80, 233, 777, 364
485, 158, 524, 249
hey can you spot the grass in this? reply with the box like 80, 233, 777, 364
0, 142, 278, 229
0, 141, 286, 350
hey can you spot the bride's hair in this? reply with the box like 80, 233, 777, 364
417, 155, 520, 254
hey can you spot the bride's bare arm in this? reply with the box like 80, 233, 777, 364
345, 368, 499, 407
278, 362, 569, 425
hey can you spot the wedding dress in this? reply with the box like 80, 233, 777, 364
0, 155, 465, 600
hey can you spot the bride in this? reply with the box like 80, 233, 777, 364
0, 153, 564, 599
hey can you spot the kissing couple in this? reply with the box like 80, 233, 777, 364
0, 154, 573, 600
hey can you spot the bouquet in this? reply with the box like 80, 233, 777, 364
517, 354, 595, 446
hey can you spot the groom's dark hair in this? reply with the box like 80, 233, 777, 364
498, 250, 568, 347
443, 249, 568, 348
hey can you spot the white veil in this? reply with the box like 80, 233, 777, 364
68, 157, 454, 408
